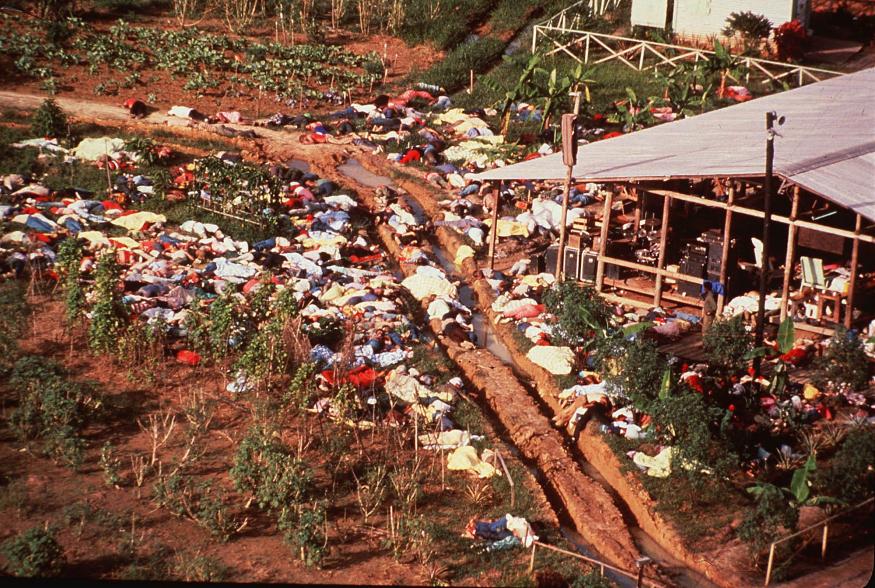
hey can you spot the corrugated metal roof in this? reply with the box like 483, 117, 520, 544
474, 67, 875, 221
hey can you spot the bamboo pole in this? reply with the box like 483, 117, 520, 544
594, 190, 613, 291
764, 543, 776, 586
821, 523, 829, 559
844, 214, 862, 329
495, 451, 515, 509
528, 543, 537, 573
653, 194, 671, 307
780, 186, 801, 321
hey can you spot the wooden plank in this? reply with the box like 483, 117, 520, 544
780, 187, 801, 321
594, 191, 613, 291
845, 214, 862, 329
653, 194, 671, 307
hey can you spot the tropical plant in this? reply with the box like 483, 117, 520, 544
815, 426, 875, 504
30, 98, 67, 139
705, 41, 746, 99
722, 11, 772, 54
278, 503, 328, 567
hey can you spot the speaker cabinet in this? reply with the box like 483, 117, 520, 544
580, 251, 598, 283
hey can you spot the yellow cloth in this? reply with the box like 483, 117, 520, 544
320, 282, 345, 303
526, 345, 575, 375
483, 218, 530, 238
803, 383, 821, 401
447, 446, 497, 478
401, 273, 458, 301
77, 231, 111, 246
633, 447, 675, 478
108, 236, 141, 249
454, 245, 475, 267
110, 211, 166, 231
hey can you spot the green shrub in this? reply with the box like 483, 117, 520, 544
173, 552, 227, 582
230, 426, 313, 513
0, 526, 65, 577
812, 328, 870, 391
738, 483, 798, 555
703, 316, 752, 374
0, 282, 27, 375
278, 503, 327, 568
543, 279, 612, 347
88, 252, 127, 354
601, 336, 663, 413
56, 238, 85, 325
816, 426, 875, 504
9, 355, 101, 467
152, 474, 243, 542
30, 98, 68, 139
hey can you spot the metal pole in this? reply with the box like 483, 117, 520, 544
556, 93, 582, 279
755, 111, 776, 376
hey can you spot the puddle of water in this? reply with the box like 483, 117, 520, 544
286, 159, 311, 173
338, 158, 395, 189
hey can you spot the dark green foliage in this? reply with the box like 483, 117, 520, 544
812, 328, 870, 391
303, 315, 344, 347
230, 426, 313, 513
400, 0, 496, 49
278, 503, 327, 568
9, 355, 102, 467
703, 316, 752, 374
601, 336, 664, 413
30, 98, 68, 139
543, 279, 612, 347
88, 251, 127, 354
723, 11, 773, 44
56, 238, 86, 325
285, 362, 319, 410
0, 526, 65, 577
738, 483, 799, 554
0, 281, 27, 375
816, 426, 875, 504
570, 570, 614, 588
418, 37, 507, 93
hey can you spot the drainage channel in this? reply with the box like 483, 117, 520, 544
338, 157, 715, 588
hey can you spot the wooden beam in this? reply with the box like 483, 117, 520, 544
653, 194, 671, 307
645, 189, 875, 244
604, 277, 705, 308
594, 190, 613, 291
845, 214, 862, 329
487, 182, 500, 270
599, 254, 704, 285
717, 186, 735, 314
780, 186, 801, 321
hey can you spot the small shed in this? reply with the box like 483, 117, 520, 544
631, 0, 810, 36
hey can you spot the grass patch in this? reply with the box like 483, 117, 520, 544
417, 37, 507, 93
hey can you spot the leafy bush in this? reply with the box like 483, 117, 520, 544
0, 282, 27, 375
703, 316, 752, 374
173, 552, 227, 582
601, 336, 663, 413
88, 252, 127, 354
543, 279, 612, 347
0, 526, 65, 577
816, 426, 875, 504
738, 483, 799, 555
812, 328, 870, 391
56, 238, 85, 325
278, 504, 327, 568
230, 426, 313, 513
30, 98, 67, 139
152, 474, 244, 542
9, 355, 102, 467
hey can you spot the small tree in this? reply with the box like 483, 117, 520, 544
30, 98, 68, 140
703, 316, 752, 374
816, 426, 875, 504
723, 11, 772, 54
0, 526, 65, 577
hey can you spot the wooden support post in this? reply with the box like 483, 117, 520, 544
653, 194, 671, 307
632, 186, 642, 233
488, 182, 500, 270
556, 94, 582, 279
821, 523, 829, 559
595, 191, 613, 291
780, 186, 801, 321
845, 214, 862, 329
764, 543, 776, 586
717, 186, 736, 314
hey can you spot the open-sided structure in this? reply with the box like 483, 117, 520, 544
474, 67, 875, 334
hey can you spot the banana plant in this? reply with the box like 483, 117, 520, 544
705, 41, 747, 99
748, 455, 842, 509
496, 53, 541, 135
532, 62, 596, 132
613, 87, 655, 132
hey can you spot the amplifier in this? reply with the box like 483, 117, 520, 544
530, 252, 546, 274
580, 251, 598, 283
678, 280, 702, 298
563, 247, 581, 281
545, 246, 559, 276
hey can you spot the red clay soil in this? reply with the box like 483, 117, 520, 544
0, 16, 440, 122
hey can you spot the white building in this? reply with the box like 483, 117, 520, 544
631, 0, 810, 36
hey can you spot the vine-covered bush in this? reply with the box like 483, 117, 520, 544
88, 252, 127, 354
543, 279, 612, 347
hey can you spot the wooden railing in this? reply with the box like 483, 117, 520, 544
527, 540, 664, 588
764, 496, 875, 586
531, 28, 844, 89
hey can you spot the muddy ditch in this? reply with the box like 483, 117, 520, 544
346, 152, 758, 588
